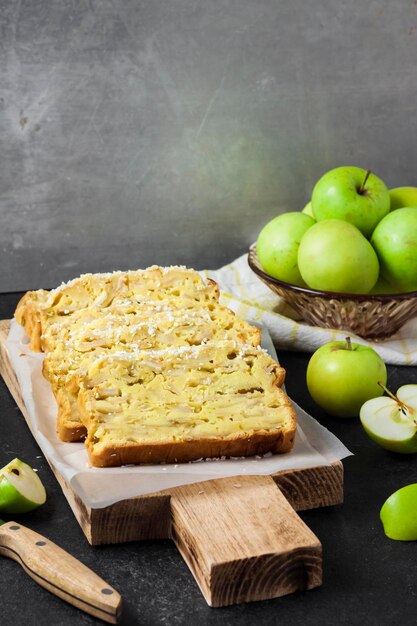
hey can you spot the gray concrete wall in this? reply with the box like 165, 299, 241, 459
1, 0, 416, 291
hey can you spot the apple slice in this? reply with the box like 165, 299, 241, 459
0, 458, 47, 514
380, 484, 417, 541
360, 384, 417, 453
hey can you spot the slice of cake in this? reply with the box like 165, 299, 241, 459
41, 299, 259, 354
43, 302, 261, 441
77, 342, 295, 466
15, 266, 220, 352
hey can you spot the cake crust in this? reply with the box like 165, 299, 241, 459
86, 426, 296, 467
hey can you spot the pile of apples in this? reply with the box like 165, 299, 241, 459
256, 166, 417, 294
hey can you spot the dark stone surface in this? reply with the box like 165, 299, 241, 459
2, 0, 417, 290
1, 293, 417, 625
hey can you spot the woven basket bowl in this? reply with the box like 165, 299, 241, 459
248, 244, 417, 340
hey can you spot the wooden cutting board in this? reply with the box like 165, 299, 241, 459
0, 319, 343, 607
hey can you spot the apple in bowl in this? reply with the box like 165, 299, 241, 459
297, 219, 379, 294
256, 212, 315, 286
371, 207, 417, 293
389, 186, 417, 210
311, 166, 390, 238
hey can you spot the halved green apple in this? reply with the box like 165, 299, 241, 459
360, 384, 417, 453
0, 458, 47, 514
380, 484, 417, 541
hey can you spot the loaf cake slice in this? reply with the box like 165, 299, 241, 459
43, 302, 261, 441
41, 299, 258, 354
14, 289, 50, 352
77, 342, 295, 466
15, 267, 220, 352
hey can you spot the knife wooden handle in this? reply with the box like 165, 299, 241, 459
0, 521, 122, 623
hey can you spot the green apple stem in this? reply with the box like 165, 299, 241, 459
358, 169, 372, 195
345, 337, 353, 350
377, 381, 416, 420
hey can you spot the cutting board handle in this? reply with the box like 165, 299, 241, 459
170, 475, 322, 607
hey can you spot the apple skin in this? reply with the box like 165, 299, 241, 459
368, 276, 399, 295
256, 212, 315, 286
380, 483, 417, 541
302, 201, 314, 217
360, 384, 417, 453
311, 166, 390, 238
371, 207, 417, 292
306, 340, 387, 418
297, 219, 379, 293
389, 187, 417, 211
0, 458, 47, 514
0, 477, 38, 514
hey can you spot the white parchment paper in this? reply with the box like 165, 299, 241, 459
6, 320, 351, 509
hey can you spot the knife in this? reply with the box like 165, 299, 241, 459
0, 518, 122, 623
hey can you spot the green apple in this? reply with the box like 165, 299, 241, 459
306, 338, 387, 418
380, 484, 417, 541
302, 201, 314, 217
371, 207, 417, 292
389, 186, 417, 211
312, 166, 390, 238
360, 384, 417, 453
297, 219, 379, 293
368, 276, 399, 295
256, 212, 315, 285
0, 458, 47, 514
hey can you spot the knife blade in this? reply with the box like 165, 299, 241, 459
0, 518, 122, 623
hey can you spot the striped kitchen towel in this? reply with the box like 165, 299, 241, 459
205, 253, 417, 366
